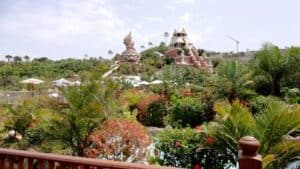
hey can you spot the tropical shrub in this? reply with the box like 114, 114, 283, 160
154, 128, 228, 169
150, 83, 177, 99
206, 100, 300, 169
163, 56, 175, 65
162, 65, 210, 86
248, 96, 271, 114
282, 88, 300, 104
4, 107, 33, 136
136, 94, 167, 127
47, 77, 119, 156
24, 126, 45, 145
252, 43, 287, 96
154, 128, 204, 168
167, 97, 206, 127
140, 43, 168, 60
118, 63, 139, 75
215, 60, 255, 102
84, 119, 150, 163
144, 100, 168, 127
282, 47, 300, 89
118, 89, 149, 111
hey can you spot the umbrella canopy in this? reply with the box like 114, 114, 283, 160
20, 78, 44, 84
52, 78, 73, 87
150, 80, 163, 84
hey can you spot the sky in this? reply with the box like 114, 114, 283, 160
0, 0, 299, 60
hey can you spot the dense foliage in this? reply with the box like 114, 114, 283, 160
0, 43, 299, 169
167, 97, 206, 127
0, 58, 105, 90
206, 99, 300, 169
154, 128, 230, 169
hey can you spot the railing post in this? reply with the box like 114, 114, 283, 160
238, 136, 262, 169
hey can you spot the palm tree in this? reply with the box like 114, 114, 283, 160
5, 55, 13, 62
282, 47, 300, 89
216, 60, 255, 102
148, 42, 153, 47
13, 56, 22, 63
140, 45, 145, 49
252, 43, 287, 96
24, 55, 30, 62
164, 32, 169, 44
108, 50, 113, 57
49, 75, 120, 156
206, 99, 300, 169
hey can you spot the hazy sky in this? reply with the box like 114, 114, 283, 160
0, 0, 299, 60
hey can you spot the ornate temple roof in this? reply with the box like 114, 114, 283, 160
120, 32, 140, 62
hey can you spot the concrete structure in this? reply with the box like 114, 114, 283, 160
165, 28, 212, 69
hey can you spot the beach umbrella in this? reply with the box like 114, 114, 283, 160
20, 78, 44, 93
20, 78, 44, 84
52, 78, 73, 87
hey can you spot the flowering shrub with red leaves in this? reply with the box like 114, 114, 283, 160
84, 119, 151, 163
194, 125, 202, 132
205, 136, 215, 144
193, 164, 202, 169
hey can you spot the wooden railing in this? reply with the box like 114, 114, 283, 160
239, 136, 262, 169
0, 148, 173, 169
0, 136, 262, 169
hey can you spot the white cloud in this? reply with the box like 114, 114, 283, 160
0, 0, 224, 59
144, 17, 164, 23
0, 0, 137, 58
179, 12, 192, 24
174, 0, 196, 4
165, 5, 176, 11
188, 31, 204, 44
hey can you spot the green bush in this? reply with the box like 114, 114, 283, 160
167, 97, 206, 127
154, 128, 227, 169
144, 101, 167, 127
282, 88, 300, 104
150, 83, 177, 99
163, 57, 175, 65
118, 63, 138, 75
248, 96, 281, 114
5, 108, 33, 136
154, 128, 203, 168
249, 96, 269, 114
25, 127, 45, 145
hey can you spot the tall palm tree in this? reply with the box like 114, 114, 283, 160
164, 32, 169, 44
148, 42, 153, 47
140, 45, 145, 49
206, 99, 300, 169
108, 50, 113, 55
216, 60, 255, 102
49, 75, 120, 156
252, 43, 287, 96
24, 55, 30, 62
13, 56, 22, 63
5, 55, 13, 62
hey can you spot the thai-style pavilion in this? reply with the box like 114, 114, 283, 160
165, 28, 212, 69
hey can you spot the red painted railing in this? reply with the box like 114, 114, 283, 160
0, 148, 174, 169
0, 136, 262, 169
238, 136, 262, 169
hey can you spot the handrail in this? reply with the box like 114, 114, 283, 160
0, 148, 174, 169
238, 136, 262, 169
0, 136, 263, 169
